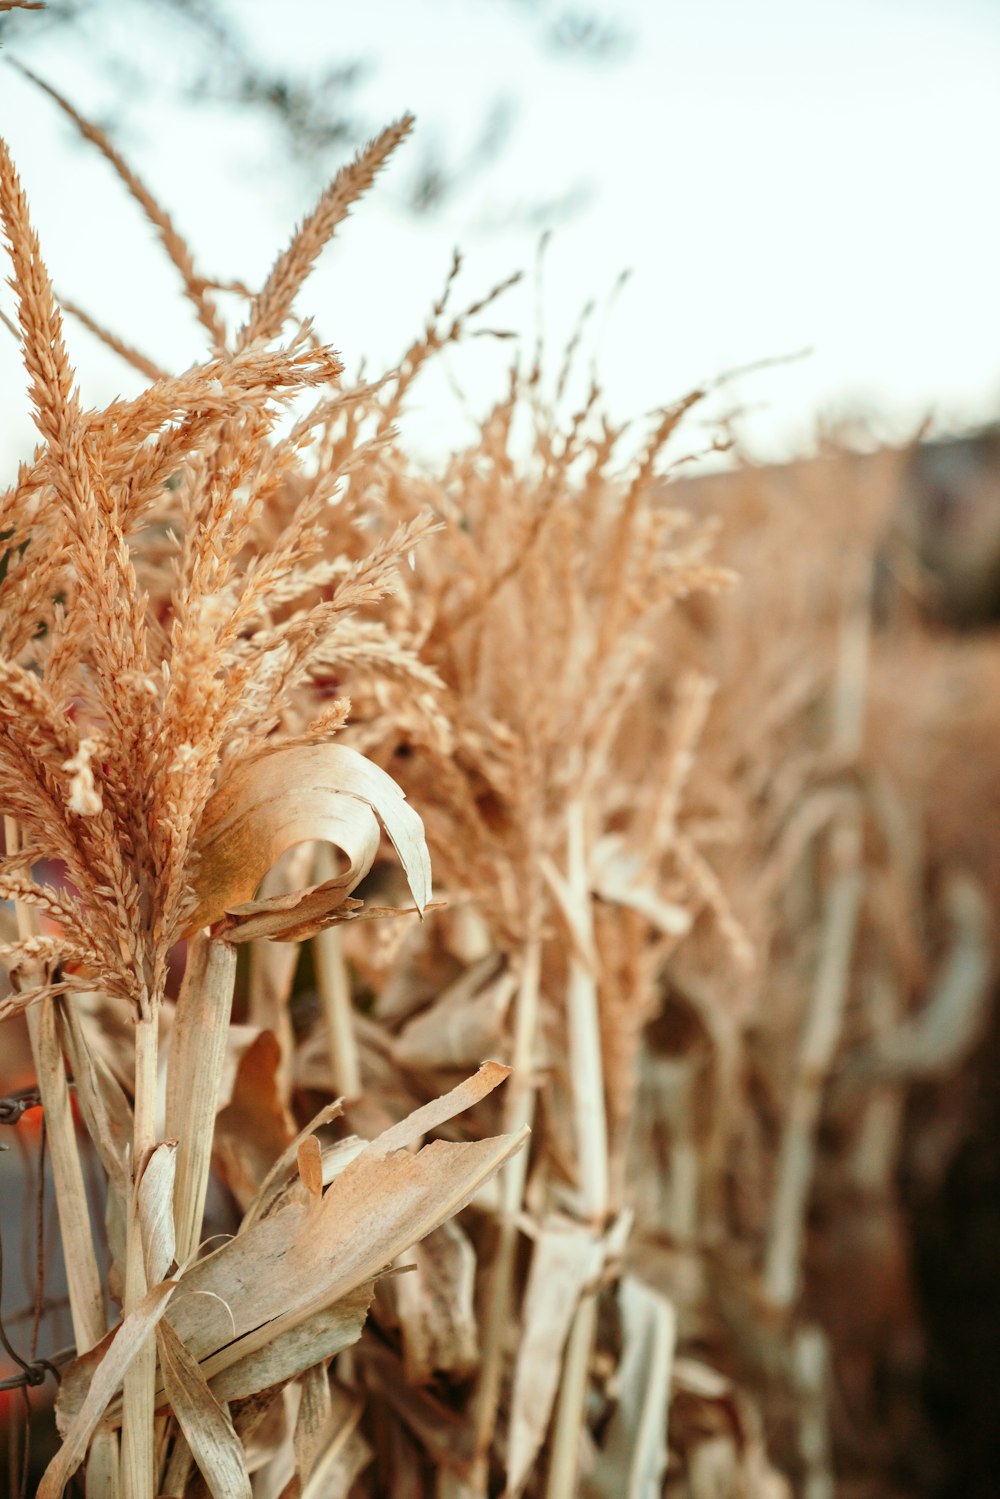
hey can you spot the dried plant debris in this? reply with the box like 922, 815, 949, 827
0, 51, 997, 1499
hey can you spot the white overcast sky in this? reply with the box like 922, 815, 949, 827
1, 0, 998, 479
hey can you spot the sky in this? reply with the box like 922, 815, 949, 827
1, 0, 999, 478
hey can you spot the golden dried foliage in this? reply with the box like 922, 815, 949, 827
2, 54, 997, 1499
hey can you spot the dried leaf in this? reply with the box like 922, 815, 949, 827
44, 1279, 179, 1497
289, 1361, 332, 1494
188, 1125, 527, 1389
170, 1070, 523, 1389
209, 1285, 374, 1407
56, 997, 132, 1280
156, 1317, 252, 1499
591, 834, 693, 937
589, 1276, 676, 1499
370, 1060, 511, 1155
300, 1385, 372, 1499
242, 1099, 344, 1229
60, 1061, 523, 1449
505, 1218, 605, 1498
165, 933, 239, 1262
297, 1135, 324, 1200
137, 1140, 177, 1284
187, 743, 431, 937
394, 965, 517, 1071
396, 1220, 479, 1383
213, 1029, 297, 1212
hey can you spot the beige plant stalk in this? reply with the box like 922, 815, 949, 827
0, 83, 530, 1495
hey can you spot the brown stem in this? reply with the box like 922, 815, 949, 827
165, 931, 238, 1264
121, 1011, 159, 1499
313, 844, 361, 1100
472, 938, 541, 1463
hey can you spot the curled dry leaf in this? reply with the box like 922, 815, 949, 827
196, 1067, 522, 1396
186, 743, 432, 939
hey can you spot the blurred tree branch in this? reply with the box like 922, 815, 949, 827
0, 0, 630, 220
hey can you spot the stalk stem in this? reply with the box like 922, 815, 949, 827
472, 937, 541, 1462
165, 932, 238, 1263
564, 800, 608, 1225
313, 842, 360, 1100
763, 815, 863, 1308
122, 1009, 159, 1499
544, 1292, 598, 1499
763, 582, 871, 1309
3, 819, 106, 1356
24, 1000, 106, 1353
133, 1012, 159, 1162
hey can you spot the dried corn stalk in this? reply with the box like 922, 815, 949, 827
2, 44, 994, 1499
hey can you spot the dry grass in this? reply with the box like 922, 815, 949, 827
1, 53, 998, 1499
